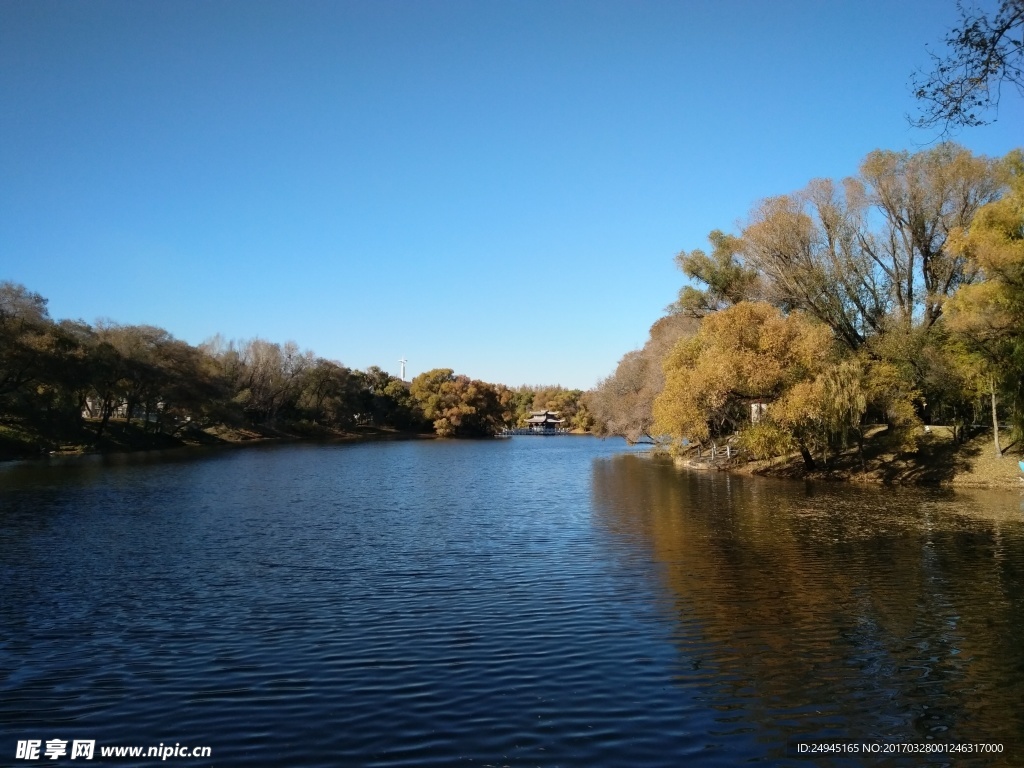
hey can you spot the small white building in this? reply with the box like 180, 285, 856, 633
751, 402, 767, 424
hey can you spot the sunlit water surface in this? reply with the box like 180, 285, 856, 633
2, 437, 1023, 766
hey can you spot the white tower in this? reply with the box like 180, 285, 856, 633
399, 357, 407, 381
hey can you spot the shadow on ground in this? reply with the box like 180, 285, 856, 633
745, 427, 1021, 488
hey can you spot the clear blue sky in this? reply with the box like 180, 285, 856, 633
2, 0, 1021, 389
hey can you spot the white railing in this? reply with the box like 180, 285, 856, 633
499, 427, 571, 436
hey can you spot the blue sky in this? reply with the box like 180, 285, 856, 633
2, 0, 1021, 389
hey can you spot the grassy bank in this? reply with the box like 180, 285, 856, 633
717, 426, 1023, 489
0, 419, 433, 462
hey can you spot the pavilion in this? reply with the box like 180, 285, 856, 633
525, 410, 565, 434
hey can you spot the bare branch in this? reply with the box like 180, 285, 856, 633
911, 0, 1024, 132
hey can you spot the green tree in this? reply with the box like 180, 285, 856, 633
507, 387, 538, 428
671, 230, 761, 317
354, 366, 422, 429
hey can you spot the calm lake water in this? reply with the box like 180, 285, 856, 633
2, 436, 1023, 766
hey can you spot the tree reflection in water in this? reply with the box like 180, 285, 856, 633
590, 453, 1024, 753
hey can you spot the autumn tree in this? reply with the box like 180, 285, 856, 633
0, 284, 489, 450
154, 339, 229, 431
0, 289, 104, 441
32, 320, 97, 435
675, 146, 1002, 352
94, 323, 186, 428
84, 337, 127, 440
298, 359, 351, 425
492, 384, 522, 428
589, 313, 699, 443
666, 145, 1006, 429
210, 338, 313, 425
911, 0, 1024, 131
0, 282, 54, 416
860, 145, 1002, 327
409, 368, 503, 437
671, 230, 761, 317
740, 144, 1002, 349
742, 181, 887, 349
946, 149, 1024, 449
652, 302, 840, 469
525, 386, 593, 431
560, 391, 595, 432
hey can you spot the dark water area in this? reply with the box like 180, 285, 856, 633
1, 437, 1023, 766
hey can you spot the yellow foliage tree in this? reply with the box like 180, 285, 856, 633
946, 149, 1024, 450
653, 302, 836, 468
409, 368, 503, 437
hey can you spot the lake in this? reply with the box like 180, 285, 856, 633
2, 436, 1023, 766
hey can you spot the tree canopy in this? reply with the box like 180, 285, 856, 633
653, 302, 837, 466
409, 369, 503, 438
591, 143, 1022, 469
946, 149, 1024, 436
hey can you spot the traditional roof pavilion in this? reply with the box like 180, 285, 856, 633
525, 410, 565, 432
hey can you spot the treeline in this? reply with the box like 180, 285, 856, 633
0, 286, 592, 450
590, 143, 1024, 468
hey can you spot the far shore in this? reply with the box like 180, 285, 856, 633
1, 422, 609, 464
0, 420, 437, 463
6, 420, 1022, 491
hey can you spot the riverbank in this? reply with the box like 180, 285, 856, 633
0, 419, 434, 462
675, 425, 1023, 490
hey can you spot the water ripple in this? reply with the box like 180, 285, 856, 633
2, 439, 1023, 765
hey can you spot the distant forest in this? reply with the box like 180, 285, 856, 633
0, 285, 593, 453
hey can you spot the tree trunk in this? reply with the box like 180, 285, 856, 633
991, 374, 1002, 458
799, 442, 816, 470
96, 403, 111, 441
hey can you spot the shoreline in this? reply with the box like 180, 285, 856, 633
664, 425, 1024, 491
6, 421, 1021, 491
0, 422, 437, 464
0, 423, 603, 464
